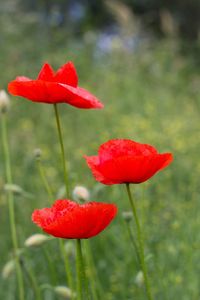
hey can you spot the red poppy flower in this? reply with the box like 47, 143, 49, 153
8, 62, 103, 109
85, 139, 173, 185
32, 199, 117, 239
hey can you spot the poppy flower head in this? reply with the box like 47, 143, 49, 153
32, 199, 117, 239
8, 62, 103, 109
85, 139, 173, 185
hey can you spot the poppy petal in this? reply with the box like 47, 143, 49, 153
98, 139, 157, 163
37, 63, 54, 81
8, 80, 68, 103
54, 62, 78, 87
15, 76, 32, 82
84, 155, 115, 184
59, 85, 104, 109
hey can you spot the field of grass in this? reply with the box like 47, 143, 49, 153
0, 13, 200, 300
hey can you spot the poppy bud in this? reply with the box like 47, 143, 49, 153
0, 90, 10, 113
2, 260, 15, 279
54, 286, 74, 298
72, 185, 90, 203
135, 270, 144, 287
24, 233, 51, 247
33, 148, 42, 160
122, 211, 133, 222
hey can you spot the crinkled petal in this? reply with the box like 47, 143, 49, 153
98, 139, 157, 163
54, 62, 78, 87
32, 207, 54, 228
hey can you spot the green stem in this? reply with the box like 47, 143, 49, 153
76, 239, 89, 300
84, 240, 102, 300
53, 104, 69, 197
42, 247, 57, 285
23, 261, 41, 300
125, 222, 141, 268
36, 158, 54, 202
1, 114, 25, 300
125, 183, 153, 300
59, 239, 74, 293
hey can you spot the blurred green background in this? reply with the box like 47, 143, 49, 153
0, 0, 200, 299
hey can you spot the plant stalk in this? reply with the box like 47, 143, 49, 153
1, 114, 25, 300
76, 239, 89, 300
36, 158, 54, 201
53, 103, 69, 197
125, 221, 141, 268
125, 183, 153, 300
84, 240, 102, 300
23, 260, 41, 300
53, 103, 75, 296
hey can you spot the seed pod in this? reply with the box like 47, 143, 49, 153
122, 211, 133, 222
33, 148, 42, 160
